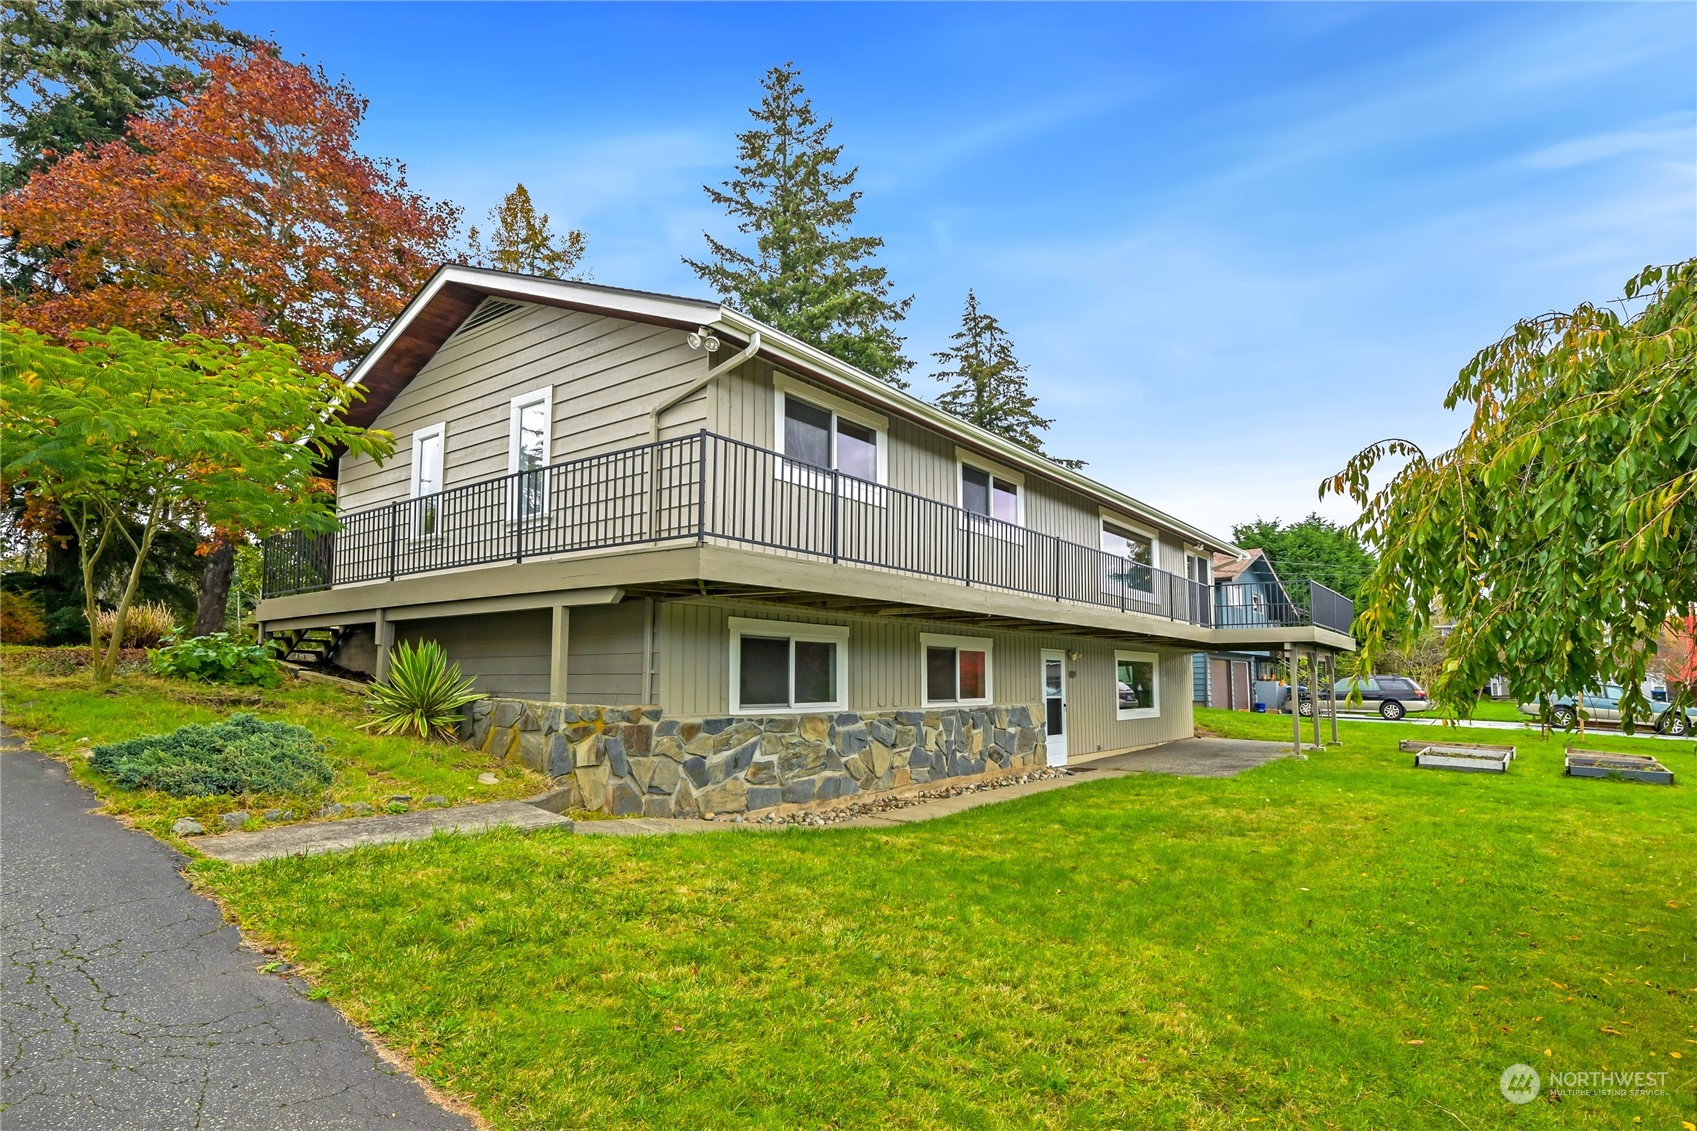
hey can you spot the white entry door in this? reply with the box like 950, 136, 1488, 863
1041, 650, 1068, 765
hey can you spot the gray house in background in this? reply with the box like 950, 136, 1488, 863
257, 266, 1354, 816
1193, 549, 1299, 710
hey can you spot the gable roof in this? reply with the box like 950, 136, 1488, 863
1212, 548, 1295, 602
341, 264, 1238, 554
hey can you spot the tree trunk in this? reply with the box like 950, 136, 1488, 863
193, 538, 236, 637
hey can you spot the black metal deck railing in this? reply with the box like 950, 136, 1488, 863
261, 431, 1355, 635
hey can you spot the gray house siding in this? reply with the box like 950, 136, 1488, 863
397, 609, 551, 700
566, 601, 648, 705
339, 302, 708, 513
657, 597, 1193, 756
712, 360, 1197, 579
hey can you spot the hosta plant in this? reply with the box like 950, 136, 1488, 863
363, 640, 484, 740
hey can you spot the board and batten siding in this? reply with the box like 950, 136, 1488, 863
339, 302, 709, 513
713, 361, 1199, 579
657, 598, 1193, 756
398, 609, 551, 700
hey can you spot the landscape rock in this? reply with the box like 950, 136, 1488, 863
316, 803, 346, 819
219, 811, 250, 831
348, 802, 375, 816
477, 771, 500, 785
171, 818, 204, 837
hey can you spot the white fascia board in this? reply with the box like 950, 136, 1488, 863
343, 264, 720, 395
710, 307, 1238, 555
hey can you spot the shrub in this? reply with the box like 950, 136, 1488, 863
151, 632, 284, 688
364, 639, 484, 740
0, 591, 48, 644
94, 601, 178, 648
90, 713, 334, 798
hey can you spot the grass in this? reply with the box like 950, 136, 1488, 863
189, 709, 1695, 1129
0, 663, 544, 839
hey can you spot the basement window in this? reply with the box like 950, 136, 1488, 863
729, 618, 849, 712
922, 633, 993, 706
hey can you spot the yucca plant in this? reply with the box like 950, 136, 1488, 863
363, 640, 484, 740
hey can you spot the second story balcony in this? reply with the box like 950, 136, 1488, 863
262, 431, 1354, 638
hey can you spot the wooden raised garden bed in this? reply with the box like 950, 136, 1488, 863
1399, 739, 1516, 774
1564, 749, 1676, 785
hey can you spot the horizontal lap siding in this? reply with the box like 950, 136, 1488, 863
340, 305, 707, 513
657, 598, 1192, 754
398, 610, 550, 700
567, 602, 648, 705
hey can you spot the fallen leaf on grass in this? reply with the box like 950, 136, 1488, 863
1407, 1039, 1424, 1045
1601, 1027, 1624, 1036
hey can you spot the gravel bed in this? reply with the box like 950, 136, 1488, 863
700, 766, 1077, 827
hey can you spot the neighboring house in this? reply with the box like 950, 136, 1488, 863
1192, 549, 1312, 710
257, 266, 1354, 816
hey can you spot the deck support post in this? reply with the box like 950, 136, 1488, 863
549, 605, 571, 702
1327, 652, 1340, 744
1289, 644, 1301, 754
1311, 648, 1324, 748
374, 609, 395, 683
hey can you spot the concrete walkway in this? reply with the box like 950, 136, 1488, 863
1080, 736, 1296, 777
196, 800, 571, 865
186, 736, 1298, 863
0, 740, 471, 1131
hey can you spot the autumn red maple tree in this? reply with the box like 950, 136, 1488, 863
3, 45, 459, 632
3, 46, 459, 374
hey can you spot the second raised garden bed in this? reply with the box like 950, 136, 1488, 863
1564, 749, 1676, 785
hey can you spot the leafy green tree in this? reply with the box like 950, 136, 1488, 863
467, 183, 588, 279
1, 0, 247, 191
932, 290, 1083, 469
1325, 260, 1696, 727
1231, 513, 1376, 605
1, 325, 393, 684
686, 63, 912, 386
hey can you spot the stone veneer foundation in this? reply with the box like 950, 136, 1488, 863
464, 700, 1047, 817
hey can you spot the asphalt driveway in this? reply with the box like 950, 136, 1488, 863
0, 737, 471, 1131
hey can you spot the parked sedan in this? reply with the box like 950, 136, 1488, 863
1517, 685, 1693, 734
1295, 676, 1434, 720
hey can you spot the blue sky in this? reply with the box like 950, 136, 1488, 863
230, 1, 1696, 539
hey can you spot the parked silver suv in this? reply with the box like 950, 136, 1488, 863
1517, 684, 1693, 734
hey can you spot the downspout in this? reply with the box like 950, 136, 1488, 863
645, 331, 761, 540
647, 331, 762, 445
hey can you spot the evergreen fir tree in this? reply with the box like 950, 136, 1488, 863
932, 290, 1084, 469
685, 63, 912, 386
467, 183, 588, 280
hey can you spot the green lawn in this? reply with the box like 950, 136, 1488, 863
190, 708, 1696, 1129
0, 665, 544, 838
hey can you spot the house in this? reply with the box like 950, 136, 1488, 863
1192, 549, 1308, 710
257, 265, 1354, 816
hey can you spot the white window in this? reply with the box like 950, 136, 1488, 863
1115, 649, 1160, 720
508, 387, 552, 522
1102, 519, 1155, 593
772, 373, 888, 486
729, 617, 849, 713
922, 633, 993, 706
408, 422, 446, 537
